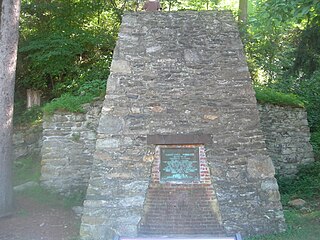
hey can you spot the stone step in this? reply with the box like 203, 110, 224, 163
120, 234, 242, 240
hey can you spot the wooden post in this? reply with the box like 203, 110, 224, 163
239, 0, 248, 24
27, 89, 41, 108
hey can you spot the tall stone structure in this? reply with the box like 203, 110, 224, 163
80, 11, 286, 240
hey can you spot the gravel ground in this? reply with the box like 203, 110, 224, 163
0, 195, 80, 240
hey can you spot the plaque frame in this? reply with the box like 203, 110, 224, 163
151, 144, 211, 185
159, 147, 200, 183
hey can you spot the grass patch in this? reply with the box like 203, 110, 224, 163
13, 157, 41, 186
248, 210, 320, 240
16, 208, 29, 217
17, 185, 85, 208
277, 162, 320, 203
254, 86, 305, 108
249, 161, 320, 239
310, 131, 320, 161
42, 93, 98, 115
13, 155, 85, 209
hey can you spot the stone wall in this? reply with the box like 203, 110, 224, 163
258, 104, 314, 177
40, 101, 102, 195
37, 102, 315, 197
13, 124, 42, 160
80, 11, 285, 239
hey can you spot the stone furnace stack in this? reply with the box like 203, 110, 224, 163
80, 11, 286, 240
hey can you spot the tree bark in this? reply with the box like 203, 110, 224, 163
0, 0, 21, 217
239, 0, 248, 24
0, 0, 2, 25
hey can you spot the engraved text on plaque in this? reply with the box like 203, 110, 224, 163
160, 147, 200, 183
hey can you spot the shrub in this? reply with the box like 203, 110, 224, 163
254, 86, 305, 108
42, 93, 97, 115
13, 106, 43, 126
310, 131, 320, 161
277, 161, 320, 202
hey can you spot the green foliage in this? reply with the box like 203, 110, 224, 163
293, 23, 320, 77
161, 0, 181, 11
42, 93, 97, 115
42, 74, 106, 115
77, 79, 106, 97
13, 106, 43, 126
17, 0, 118, 100
134, 0, 238, 12
245, 0, 320, 83
310, 131, 320, 161
245, 0, 320, 170
277, 162, 320, 202
297, 71, 320, 132
254, 86, 304, 108
184, 0, 219, 10
19, 32, 82, 88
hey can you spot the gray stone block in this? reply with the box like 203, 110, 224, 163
98, 115, 123, 134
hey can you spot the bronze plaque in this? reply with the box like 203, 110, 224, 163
160, 147, 200, 183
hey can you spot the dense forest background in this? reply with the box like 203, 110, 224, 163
15, 0, 320, 159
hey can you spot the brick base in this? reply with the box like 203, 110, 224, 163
139, 145, 224, 236
138, 184, 225, 235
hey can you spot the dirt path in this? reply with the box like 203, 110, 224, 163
0, 195, 80, 240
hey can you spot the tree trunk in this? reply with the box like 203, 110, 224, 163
239, 0, 247, 24
0, 0, 21, 217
